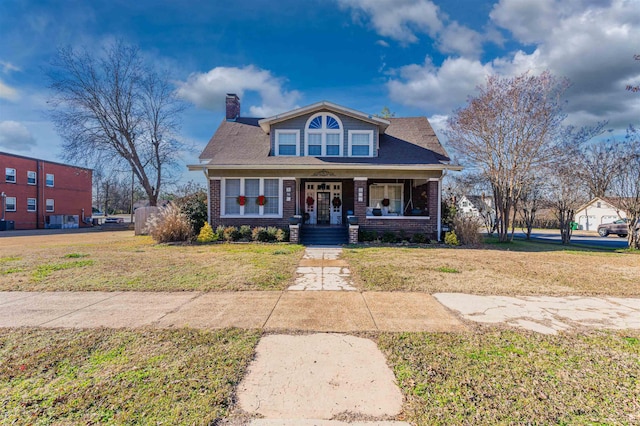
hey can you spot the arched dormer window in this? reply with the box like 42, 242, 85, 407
305, 113, 343, 157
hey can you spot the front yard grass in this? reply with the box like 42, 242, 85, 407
344, 242, 640, 296
0, 231, 304, 291
379, 330, 640, 425
0, 328, 260, 424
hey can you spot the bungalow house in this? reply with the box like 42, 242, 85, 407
574, 197, 627, 231
188, 94, 460, 244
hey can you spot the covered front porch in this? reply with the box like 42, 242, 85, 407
290, 174, 442, 244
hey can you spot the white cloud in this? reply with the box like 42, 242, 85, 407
0, 80, 19, 101
175, 65, 301, 117
337, 0, 443, 43
490, 0, 558, 44
388, 57, 493, 113
389, 0, 640, 132
436, 22, 484, 58
337, 0, 489, 57
0, 121, 37, 151
0, 61, 20, 74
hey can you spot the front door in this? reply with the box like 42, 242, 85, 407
317, 192, 331, 224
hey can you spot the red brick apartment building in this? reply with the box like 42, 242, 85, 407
0, 152, 92, 230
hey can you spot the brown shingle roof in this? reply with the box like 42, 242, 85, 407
198, 116, 451, 166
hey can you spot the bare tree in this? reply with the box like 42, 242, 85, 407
547, 124, 608, 244
518, 176, 545, 240
574, 139, 621, 198
446, 71, 570, 242
611, 130, 640, 248
626, 54, 640, 93
47, 42, 186, 206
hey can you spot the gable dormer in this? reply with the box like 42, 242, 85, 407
258, 101, 389, 159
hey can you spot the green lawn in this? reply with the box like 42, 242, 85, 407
379, 330, 640, 425
0, 232, 304, 291
0, 328, 260, 424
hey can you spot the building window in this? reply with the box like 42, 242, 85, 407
27, 171, 37, 185
275, 130, 300, 156
27, 198, 36, 212
369, 184, 403, 215
46, 199, 55, 212
222, 178, 281, 217
348, 130, 374, 157
597, 202, 601, 208
46, 173, 54, 187
5, 168, 16, 183
304, 113, 343, 157
6, 197, 16, 212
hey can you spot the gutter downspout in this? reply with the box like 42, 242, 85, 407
438, 170, 446, 242
202, 167, 210, 225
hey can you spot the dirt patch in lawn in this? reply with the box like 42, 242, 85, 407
344, 245, 640, 296
0, 231, 304, 291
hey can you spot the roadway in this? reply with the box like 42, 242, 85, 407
513, 230, 629, 249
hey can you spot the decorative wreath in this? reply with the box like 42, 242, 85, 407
306, 196, 314, 206
257, 195, 267, 206
332, 196, 342, 208
381, 198, 390, 207
237, 195, 246, 206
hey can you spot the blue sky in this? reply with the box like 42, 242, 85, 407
1, 0, 638, 185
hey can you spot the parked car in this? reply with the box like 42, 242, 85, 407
597, 219, 635, 237
104, 217, 124, 224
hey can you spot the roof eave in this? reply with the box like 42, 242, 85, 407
188, 162, 461, 172
258, 101, 390, 133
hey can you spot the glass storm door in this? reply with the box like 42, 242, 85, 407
317, 192, 331, 225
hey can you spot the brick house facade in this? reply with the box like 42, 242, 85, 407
189, 95, 460, 243
0, 152, 92, 230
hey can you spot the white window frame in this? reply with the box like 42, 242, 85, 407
6, 196, 16, 212
27, 170, 37, 185
5, 168, 16, 183
348, 130, 374, 157
304, 113, 343, 157
46, 198, 55, 212
221, 177, 282, 218
275, 129, 300, 156
369, 183, 404, 215
46, 173, 54, 187
27, 198, 36, 212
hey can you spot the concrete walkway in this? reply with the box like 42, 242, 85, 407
289, 247, 356, 291
0, 290, 464, 332
435, 293, 640, 335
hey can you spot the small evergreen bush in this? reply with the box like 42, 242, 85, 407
381, 231, 398, 243
223, 226, 240, 242
359, 230, 378, 242
444, 230, 460, 246
238, 225, 252, 241
196, 221, 217, 243
411, 233, 429, 244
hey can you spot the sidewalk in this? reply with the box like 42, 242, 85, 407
0, 290, 465, 332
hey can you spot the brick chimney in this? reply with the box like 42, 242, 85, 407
226, 93, 240, 121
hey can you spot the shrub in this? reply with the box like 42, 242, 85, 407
359, 230, 378, 242
411, 233, 430, 244
147, 202, 192, 243
274, 228, 287, 242
175, 190, 207, 235
444, 230, 460, 246
222, 226, 240, 242
453, 215, 482, 245
266, 227, 280, 242
215, 225, 225, 241
238, 225, 252, 241
252, 227, 270, 242
381, 231, 398, 243
196, 221, 217, 243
